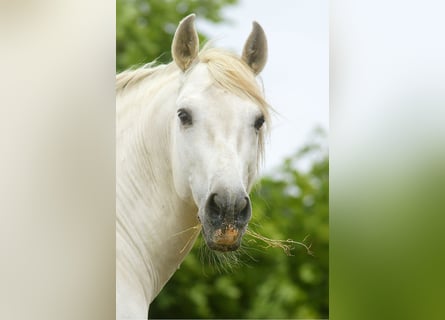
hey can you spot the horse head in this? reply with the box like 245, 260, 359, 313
170, 14, 269, 252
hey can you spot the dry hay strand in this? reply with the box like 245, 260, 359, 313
245, 229, 313, 256
170, 223, 203, 254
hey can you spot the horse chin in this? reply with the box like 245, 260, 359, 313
207, 241, 241, 252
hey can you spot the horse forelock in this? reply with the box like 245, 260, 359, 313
196, 47, 271, 168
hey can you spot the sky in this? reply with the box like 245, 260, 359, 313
196, 0, 329, 173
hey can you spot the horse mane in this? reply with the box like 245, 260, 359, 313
116, 46, 271, 165
116, 63, 173, 92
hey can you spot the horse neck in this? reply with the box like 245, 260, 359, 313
116, 78, 199, 314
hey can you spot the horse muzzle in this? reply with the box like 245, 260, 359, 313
201, 191, 251, 251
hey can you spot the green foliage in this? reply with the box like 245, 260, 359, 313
116, 0, 238, 72
150, 130, 329, 318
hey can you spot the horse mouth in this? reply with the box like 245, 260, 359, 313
203, 224, 244, 252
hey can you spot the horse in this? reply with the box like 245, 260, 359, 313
116, 14, 270, 319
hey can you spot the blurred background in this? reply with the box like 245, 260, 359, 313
117, 0, 329, 318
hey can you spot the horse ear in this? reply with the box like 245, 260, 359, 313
242, 21, 268, 75
172, 14, 199, 71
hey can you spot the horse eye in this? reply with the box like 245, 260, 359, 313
177, 108, 192, 126
254, 115, 265, 130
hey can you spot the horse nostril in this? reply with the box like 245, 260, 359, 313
236, 197, 247, 212
206, 193, 223, 223
237, 196, 251, 224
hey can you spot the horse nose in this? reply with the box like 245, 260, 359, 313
205, 192, 251, 226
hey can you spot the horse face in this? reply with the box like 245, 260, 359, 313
172, 64, 265, 251
170, 14, 268, 252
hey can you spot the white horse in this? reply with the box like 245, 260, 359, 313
116, 14, 269, 319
